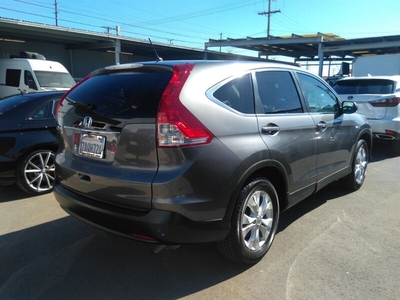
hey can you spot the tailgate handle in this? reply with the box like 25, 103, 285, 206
78, 174, 91, 182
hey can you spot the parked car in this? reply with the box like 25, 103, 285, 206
333, 76, 400, 140
54, 60, 372, 264
0, 91, 65, 194
0, 53, 75, 99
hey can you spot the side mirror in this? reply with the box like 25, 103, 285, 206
341, 101, 358, 114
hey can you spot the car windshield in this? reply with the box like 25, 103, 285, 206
333, 79, 395, 94
34, 71, 76, 88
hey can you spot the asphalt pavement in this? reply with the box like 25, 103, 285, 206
1, 140, 399, 300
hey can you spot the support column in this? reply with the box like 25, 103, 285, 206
318, 42, 324, 77
69, 49, 74, 76
115, 39, 121, 65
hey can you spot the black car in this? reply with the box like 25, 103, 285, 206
0, 91, 65, 194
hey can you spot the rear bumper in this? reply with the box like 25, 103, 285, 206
367, 118, 400, 140
54, 183, 229, 244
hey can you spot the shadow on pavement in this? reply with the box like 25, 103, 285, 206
371, 139, 400, 162
279, 138, 399, 232
0, 183, 36, 202
0, 215, 249, 299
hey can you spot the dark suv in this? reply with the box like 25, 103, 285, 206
54, 60, 372, 264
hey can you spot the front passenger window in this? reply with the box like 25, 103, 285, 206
24, 71, 38, 90
297, 73, 339, 113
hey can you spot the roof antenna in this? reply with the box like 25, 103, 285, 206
148, 38, 163, 62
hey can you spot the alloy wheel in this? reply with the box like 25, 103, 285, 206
354, 144, 367, 185
240, 190, 274, 251
23, 150, 55, 193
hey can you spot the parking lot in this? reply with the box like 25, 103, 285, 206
1, 140, 399, 300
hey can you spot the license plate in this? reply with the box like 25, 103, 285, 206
79, 134, 106, 158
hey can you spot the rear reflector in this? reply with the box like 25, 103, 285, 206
131, 233, 155, 241
385, 130, 396, 136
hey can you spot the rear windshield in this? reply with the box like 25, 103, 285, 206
66, 70, 172, 119
333, 79, 395, 94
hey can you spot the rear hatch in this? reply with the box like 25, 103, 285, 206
333, 78, 396, 120
56, 64, 173, 211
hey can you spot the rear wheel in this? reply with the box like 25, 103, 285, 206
342, 139, 368, 190
218, 178, 279, 264
16, 149, 56, 195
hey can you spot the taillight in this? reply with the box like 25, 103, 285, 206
157, 63, 214, 147
370, 97, 400, 107
55, 73, 93, 122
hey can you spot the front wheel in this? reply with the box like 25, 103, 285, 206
218, 178, 280, 265
342, 139, 369, 191
16, 149, 56, 195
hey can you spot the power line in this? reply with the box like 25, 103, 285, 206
258, 0, 280, 38
7, 1, 262, 47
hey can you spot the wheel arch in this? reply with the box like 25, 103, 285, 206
356, 127, 373, 162
224, 160, 289, 225
17, 142, 59, 166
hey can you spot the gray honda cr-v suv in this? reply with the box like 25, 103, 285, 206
54, 60, 372, 264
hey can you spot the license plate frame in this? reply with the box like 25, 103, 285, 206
78, 134, 106, 159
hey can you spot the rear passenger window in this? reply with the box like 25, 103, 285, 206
213, 74, 254, 114
255, 71, 302, 114
31, 103, 49, 119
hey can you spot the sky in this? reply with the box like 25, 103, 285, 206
1, 0, 399, 57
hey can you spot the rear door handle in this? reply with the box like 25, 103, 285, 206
262, 124, 280, 135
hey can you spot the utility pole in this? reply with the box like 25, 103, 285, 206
102, 26, 114, 34
101, 26, 121, 36
101, 26, 121, 64
258, 0, 280, 38
219, 33, 223, 52
54, 0, 58, 26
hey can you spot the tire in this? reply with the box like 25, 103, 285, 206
342, 139, 368, 191
16, 149, 56, 195
218, 177, 280, 265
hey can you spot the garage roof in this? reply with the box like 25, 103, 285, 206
206, 33, 400, 60
0, 18, 262, 61
2, 18, 400, 66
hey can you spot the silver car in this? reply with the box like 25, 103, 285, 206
333, 76, 400, 140
54, 60, 372, 264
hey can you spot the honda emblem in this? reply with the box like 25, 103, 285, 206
82, 116, 93, 128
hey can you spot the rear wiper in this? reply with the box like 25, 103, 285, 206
65, 97, 96, 109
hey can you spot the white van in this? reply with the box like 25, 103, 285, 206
0, 57, 76, 99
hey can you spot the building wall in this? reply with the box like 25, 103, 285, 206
1, 40, 155, 79
1, 40, 67, 65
